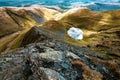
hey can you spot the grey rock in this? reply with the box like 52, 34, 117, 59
38, 67, 66, 80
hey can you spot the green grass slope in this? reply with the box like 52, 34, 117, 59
43, 8, 120, 58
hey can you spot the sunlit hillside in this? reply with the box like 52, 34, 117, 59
0, 6, 60, 52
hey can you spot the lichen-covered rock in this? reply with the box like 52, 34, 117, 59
37, 67, 66, 80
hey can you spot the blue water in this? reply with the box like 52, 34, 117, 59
0, 0, 120, 11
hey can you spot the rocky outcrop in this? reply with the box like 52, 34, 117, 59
0, 28, 119, 80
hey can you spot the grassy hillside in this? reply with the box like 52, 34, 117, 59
0, 7, 60, 53
43, 8, 120, 58
0, 7, 120, 58
0, 7, 60, 37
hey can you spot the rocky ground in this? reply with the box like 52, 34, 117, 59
0, 27, 119, 80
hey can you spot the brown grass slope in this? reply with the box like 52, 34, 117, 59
0, 7, 60, 37
0, 7, 20, 37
